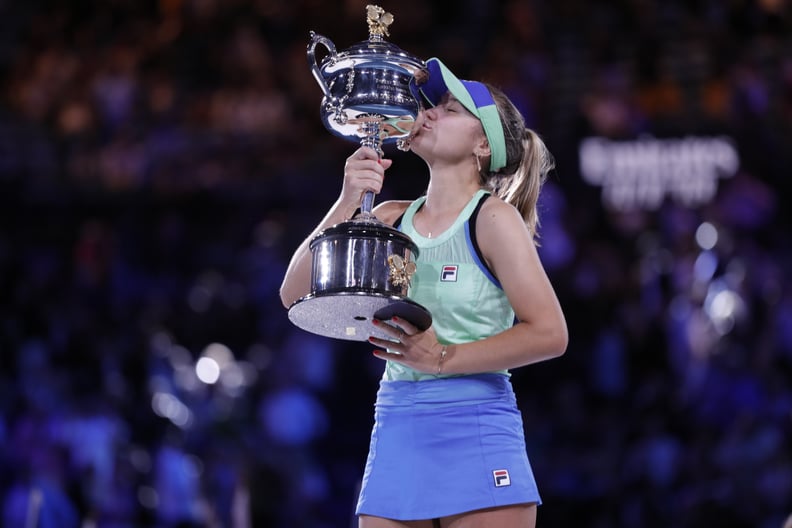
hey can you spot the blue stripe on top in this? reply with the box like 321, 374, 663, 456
465, 216, 502, 289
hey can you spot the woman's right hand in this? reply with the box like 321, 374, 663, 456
280, 146, 393, 309
340, 147, 393, 212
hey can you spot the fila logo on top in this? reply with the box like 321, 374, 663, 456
441, 265, 458, 282
493, 469, 511, 487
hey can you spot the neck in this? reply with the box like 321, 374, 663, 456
415, 177, 481, 239
424, 167, 481, 214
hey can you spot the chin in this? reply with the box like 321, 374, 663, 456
406, 139, 427, 158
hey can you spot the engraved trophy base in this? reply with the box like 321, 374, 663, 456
288, 291, 432, 342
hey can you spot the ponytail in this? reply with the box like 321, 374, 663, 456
478, 86, 555, 243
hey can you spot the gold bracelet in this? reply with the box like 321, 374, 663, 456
436, 345, 448, 375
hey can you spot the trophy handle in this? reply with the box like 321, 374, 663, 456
307, 32, 336, 100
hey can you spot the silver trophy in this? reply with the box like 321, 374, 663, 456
287, 5, 431, 341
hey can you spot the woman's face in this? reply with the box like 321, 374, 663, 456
409, 92, 486, 169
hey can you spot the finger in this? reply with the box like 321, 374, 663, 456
350, 171, 383, 188
343, 168, 384, 195
372, 319, 402, 335
352, 146, 381, 161
368, 337, 400, 351
390, 316, 417, 336
372, 349, 404, 362
347, 159, 386, 179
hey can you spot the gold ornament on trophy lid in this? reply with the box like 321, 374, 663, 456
366, 5, 394, 38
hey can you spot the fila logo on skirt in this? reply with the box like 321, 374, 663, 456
493, 469, 511, 487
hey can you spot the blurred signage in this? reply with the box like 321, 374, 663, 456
579, 136, 739, 211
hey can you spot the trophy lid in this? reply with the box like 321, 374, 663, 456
323, 40, 424, 76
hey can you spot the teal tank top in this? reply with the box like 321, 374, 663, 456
384, 189, 514, 381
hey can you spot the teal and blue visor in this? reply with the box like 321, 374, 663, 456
410, 58, 507, 172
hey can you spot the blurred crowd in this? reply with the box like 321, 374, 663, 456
1, 0, 791, 527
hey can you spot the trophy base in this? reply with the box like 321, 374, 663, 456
287, 291, 432, 342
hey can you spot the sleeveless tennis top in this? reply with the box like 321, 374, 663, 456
384, 189, 514, 381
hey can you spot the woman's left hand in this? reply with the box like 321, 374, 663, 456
369, 317, 446, 374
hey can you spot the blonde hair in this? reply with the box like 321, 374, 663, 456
478, 85, 555, 242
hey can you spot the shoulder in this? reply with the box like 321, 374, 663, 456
476, 195, 534, 257
477, 195, 525, 232
373, 199, 413, 226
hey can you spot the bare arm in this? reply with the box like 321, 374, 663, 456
370, 197, 568, 374
279, 147, 393, 308
443, 198, 568, 371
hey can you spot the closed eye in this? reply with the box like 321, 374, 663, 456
440, 94, 470, 115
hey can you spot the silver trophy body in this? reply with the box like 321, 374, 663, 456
287, 6, 431, 341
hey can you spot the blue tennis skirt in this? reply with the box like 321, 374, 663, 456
355, 373, 540, 521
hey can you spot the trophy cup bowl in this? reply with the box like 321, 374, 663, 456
307, 35, 425, 145
287, 5, 432, 341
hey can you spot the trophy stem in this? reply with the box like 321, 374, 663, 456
357, 118, 385, 219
